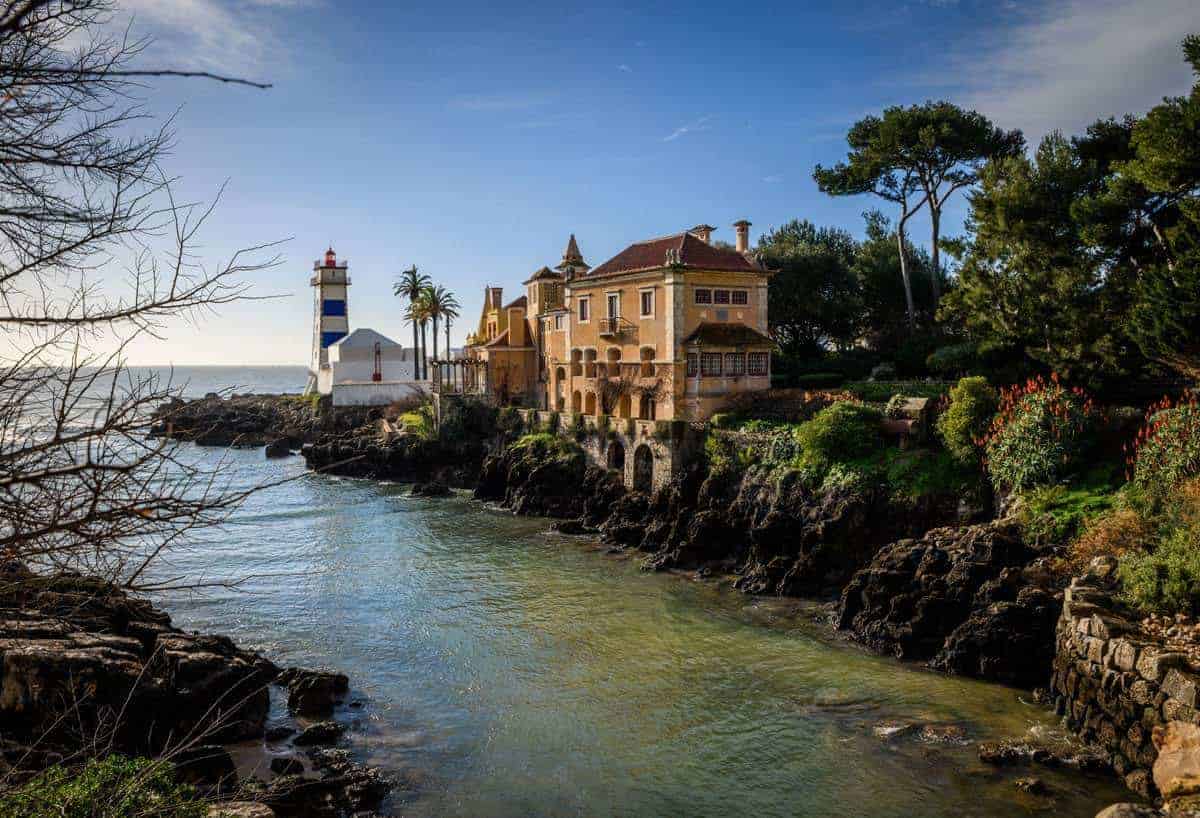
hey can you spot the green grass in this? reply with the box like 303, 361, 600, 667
0, 755, 205, 818
396, 407, 434, 439
1019, 466, 1121, 543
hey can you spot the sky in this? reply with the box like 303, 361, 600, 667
100, 0, 1200, 365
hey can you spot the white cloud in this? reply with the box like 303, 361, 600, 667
663, 115, 712, 142
934, 0, 1200, 142
111, 0, 315, 77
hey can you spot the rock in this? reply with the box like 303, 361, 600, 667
1153, 721, 1200, 800
1015, 777, 1048, 795
552, 519, 593, 536
207, 803, 276, 818
264, 439, 291, 458
918, 724, 969, 745
410, 480, 451, 497
269, 755, 305, 776
264, 726, 295, 742
873, 721, 920, 739
1094, 805, 1161, 818
278, 668, 349, 717
293, 720, 346, 746
174, 744, 238, 789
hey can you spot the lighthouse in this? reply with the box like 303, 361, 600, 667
305, 247, 350, 395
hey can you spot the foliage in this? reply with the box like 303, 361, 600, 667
873, 448, 981, 503
0, 755, 205, 818
844, 380, 952, 403
1069, 506, 1154, 572
396, 404, 435, 439
936, 376, 998, 465
883, 394, 909, 419
852, 212, 939, 343
496, 406, 524, 437
1019, 468, 1119, 544
758, 219, 862, 356
1129, 397, 1200, 498
793, 401, 882, 471
544, 411, 561, 434
511, 432, 583, 464
1119, 521, 1200, 615
926, 343, 979, 377
983, 375, 1098, 491
792, 372, 847, 388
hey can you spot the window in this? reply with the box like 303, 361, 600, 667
640, 289, 654, 317
694, 288, 712, 305
700, 352, 723, 377
554, 313, 564, 331
731, 290, 749, 306
321, 299, 346, 317
725, 353, 746, 376
578, 297, 590, 322
748, 352, 770, 376
686, 353, 698, 377
606, 292, 620, 319
713, 289, 731, 305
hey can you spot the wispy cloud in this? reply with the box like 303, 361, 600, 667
617, 63, 632, 73
663, 115, 712, 142
926, 0, 1200, 142
112, 0, 316, 76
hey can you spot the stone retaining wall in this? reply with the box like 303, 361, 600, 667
1052, 562, 1200, 799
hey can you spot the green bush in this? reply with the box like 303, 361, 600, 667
497, 406, 523, 437
1131, 400, 1200, 498
926, 342, 979, 377
845, 380, 953, 403
1019, 468, 1118, 544
793, 401, 882, 469
936, 376, 999, 465
1119, 523, 1200, 614
544, 411, 561, 434
983, 376, 1098, 492
883, 394, 909, 419
0, 755, 205, 818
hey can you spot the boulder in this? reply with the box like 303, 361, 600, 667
1094, 806, 1161, 818
264, 439, 291, 458
208, 803, 276, 818
1153, 721, 1200, 801
410, 480, 451, 497
278, 668, 349, 717
270, 755, 305, 776
174, 744, 238, 789
293, 720, 346, 746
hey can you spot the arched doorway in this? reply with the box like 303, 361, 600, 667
607, 440, 625, 472
633, 445, 653, 493
617, 393, 632, 418
584, 391, 596, 415
555, 367, 567, 410
571, 390, 582, 413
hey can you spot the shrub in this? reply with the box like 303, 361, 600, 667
883, 394, 909, 419
497, 406, 523, 437
1070, 506, 1154, 571
0, 755, 205, 818
844, 380, 953, 403
936, 376, 998, 465
1118, 523, 1200, 614
545, 411, 561, 434
926, 342, 979, 377
1128, 397, 1200, 498
983, 375, 1098, 492
1019, 474, 1117, 545
793, 401, 882, 468
396, 405, 435, 439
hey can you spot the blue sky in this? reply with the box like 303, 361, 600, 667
113, 0, 1200, 364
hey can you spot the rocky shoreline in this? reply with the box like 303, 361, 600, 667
0, 564, 397, 817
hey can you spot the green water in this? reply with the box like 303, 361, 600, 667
153, 447, 1129, 817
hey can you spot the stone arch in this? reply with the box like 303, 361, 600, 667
584, 391, 596, 415
583, 348, 598, 378
607, 439, 625, 472
571, 390, 582, 413
633, 444, 654, 493
555, 367, 567, 410
639, 346, 655, 377
617, 393, 632, 418
605, 347, 622, 377
570, 349, 583, 377
638, 393, 657, 420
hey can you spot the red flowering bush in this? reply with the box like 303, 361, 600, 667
1127, 395, 1200, 497
983, 374, 1098, 492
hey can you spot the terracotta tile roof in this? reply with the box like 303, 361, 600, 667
587, 231, 761, 278
682, 322, 776, 347
502, 295, 527, 310
484, 329, 510, 347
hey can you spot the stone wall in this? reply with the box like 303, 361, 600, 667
1053, 560, 1200, 799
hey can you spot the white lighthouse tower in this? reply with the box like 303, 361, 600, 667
305, 247, 350, 395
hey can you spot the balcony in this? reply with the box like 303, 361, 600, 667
599, 316, 636, 338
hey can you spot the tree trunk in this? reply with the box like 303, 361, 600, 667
930, 206, 943, 304
897, 222, 916, 329
419, 322, 428, 380
445, 319, 452, 360
431, 315, 440, 378
411, 303, 420, 381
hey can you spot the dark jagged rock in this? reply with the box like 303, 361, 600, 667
552, 519, 594, 535
270, 755, 306, 776
837, 519, 1063, 687
410, 480, 451, 497
0, 569, 274, 773
276, 668, 349, 717
151, 394, 368, 450
174, 744, 239, 789
265, 725, 296, 742
265, 439, 292, 458
293, 720, 346, 746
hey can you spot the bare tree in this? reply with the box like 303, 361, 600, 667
0, 0, 277, 588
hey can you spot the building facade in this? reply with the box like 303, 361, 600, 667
465, 223, 774, 422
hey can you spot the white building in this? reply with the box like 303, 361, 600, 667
327, 328, 425, 406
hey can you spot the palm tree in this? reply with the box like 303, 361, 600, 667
393, 265, 431, 377
423, 285, 460, 366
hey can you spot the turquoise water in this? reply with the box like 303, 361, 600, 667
147, 445, 1132, 818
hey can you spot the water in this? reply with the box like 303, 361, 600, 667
137, 368, 1130, 817
133, 365, 310, 398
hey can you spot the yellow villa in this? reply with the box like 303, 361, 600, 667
465, 222, 774, 423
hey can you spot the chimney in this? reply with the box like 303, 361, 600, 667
689, 224, 716, 245
733, 220, 751, 253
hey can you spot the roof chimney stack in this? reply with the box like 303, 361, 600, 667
690, 224, 716, 245
733, 220, 751, 254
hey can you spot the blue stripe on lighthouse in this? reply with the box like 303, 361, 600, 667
322, 299, 346, 317
321, 331, 346, 348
